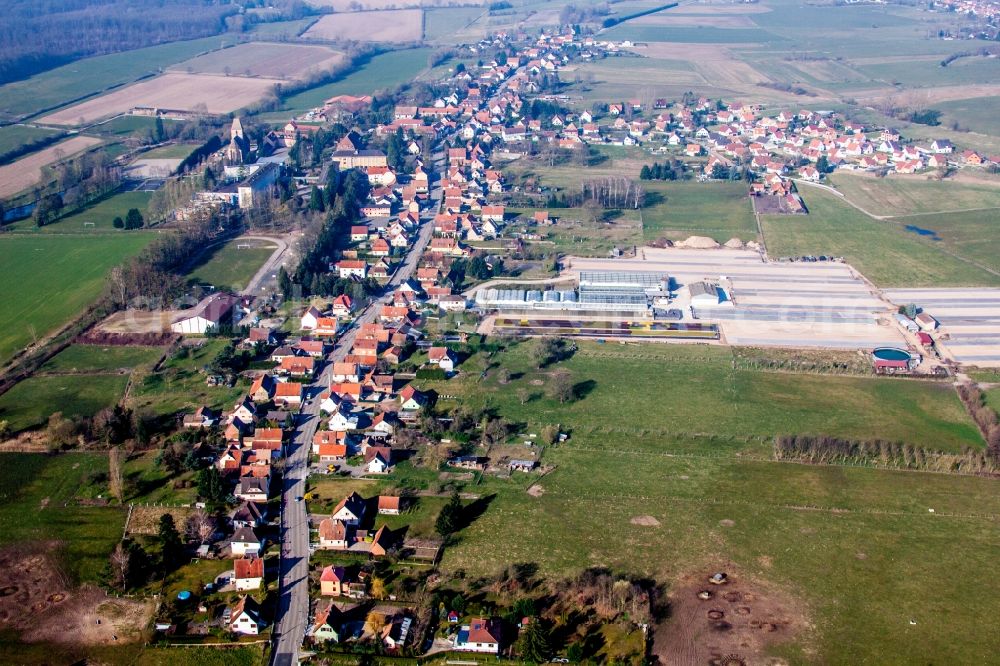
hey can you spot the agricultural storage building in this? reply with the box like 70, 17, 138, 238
171, 293, 239, 334
688, 281, 729, 307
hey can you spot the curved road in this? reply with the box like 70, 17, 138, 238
270, 149, 444, 666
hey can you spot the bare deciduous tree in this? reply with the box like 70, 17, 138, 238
186, 508, 216, 544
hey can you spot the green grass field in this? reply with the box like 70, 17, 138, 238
89, 115, 175, 137
0, 374, 129, 431
393, 340, 1000, 663
40, 344, 163, 374
422, 342, 982, 450
829, 174, 1000, 217
0, 453, 125, 582
0, 36, 231, 120
138, 142, 202, 159
889, 208, 1000, 274
186, 238, 276, 291
129, 339, 248, 417
936, 95, 1000, 136
274, 47, 433, 116
0, 233, 154, 365
858, 56, 1000, 88
424, 7, 486, 43
603, 24, 786, 44
0, 124, 62, 157
761, 186, 1000, 287
7, 190, 153, 234
641, 180, 757, 242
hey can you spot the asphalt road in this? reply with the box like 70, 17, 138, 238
270, 151, 444, 666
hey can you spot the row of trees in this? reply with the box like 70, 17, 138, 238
580, 176, 645, 209
639, 160, 686, 181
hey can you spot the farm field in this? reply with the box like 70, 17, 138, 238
0, 125, 62, 158
424, 7, 486, 42
40, 72, 281, 126
40, 344, 163, 374
641, 180, 757, 242
603, 25, 787, 45
186, 238, 278, 292
0, 233, 153, 365
829, 173, 1000, 217
0, 135, 103, 198
274, 48, 433, 116
761, 186, 1000, 287
565, 57, 703, 104
8, 190, 153, 234
0, 36, 230, 121
857, 56, 1000, 89
400, 341, 1000, 662
169, 42, 345, 79
0, 373, 129, 432
302, 9, 424, 43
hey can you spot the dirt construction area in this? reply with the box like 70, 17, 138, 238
41, 72, 282, 126
653, 567, 808, 665
95, 309, 176, 335
302, 9, 424, 42
0, 544, 153, 646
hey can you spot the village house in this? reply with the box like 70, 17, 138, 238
234, 557, 264, 591
311, 603, 342, 644
230, 525, 262, 557
229, 596, 263, 635
427, 346, 457, 372
454, 617, 501, 653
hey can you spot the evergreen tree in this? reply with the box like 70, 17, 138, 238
435, 490, 463, 537
197, 466, 227, 505
125, 207, 144, 229
154, 116, 165, 142
310, 185, 325, 212
639, 165, 651, 180
157, 514, 184, 572
113, 216, 124, 229
516, 618, 552, 663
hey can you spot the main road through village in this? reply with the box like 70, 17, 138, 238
271, 147, 445, 666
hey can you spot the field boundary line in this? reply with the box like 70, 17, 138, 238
536, 490, 1000, 520
563, 445, 999, 478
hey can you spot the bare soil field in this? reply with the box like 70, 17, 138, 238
653, 567, 809, 665
303, 9, 424, 42
125, 158, 182, 179
0, 135, 103, 198
126, 505, 194, 536
170, 42, 346, 79
41, 73, 282, 126
95, 310, 175, 335
0, 544, 153, 646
